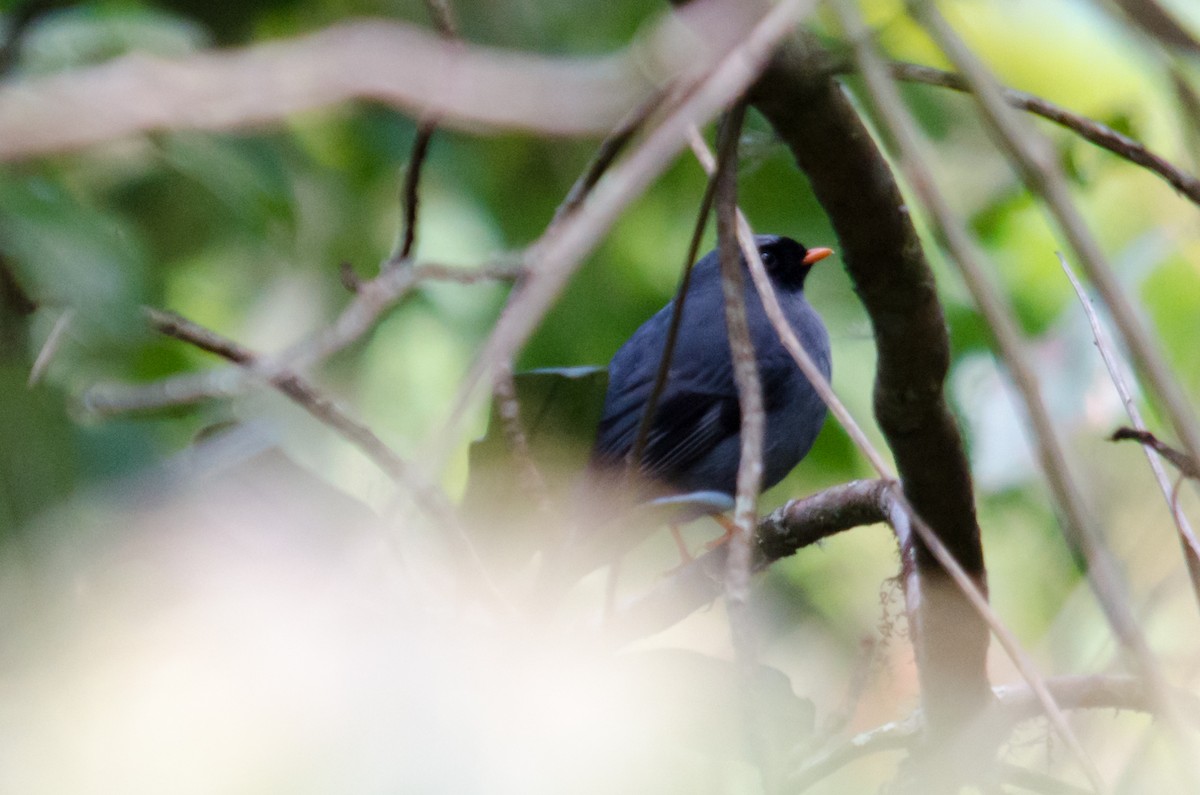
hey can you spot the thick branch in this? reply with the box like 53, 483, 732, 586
748, 30, 990, 737
0, 4, 770, 160
608, 479, 892, 643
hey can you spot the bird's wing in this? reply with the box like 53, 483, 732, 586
592, 376, 740, 481
592, 362, 798, 483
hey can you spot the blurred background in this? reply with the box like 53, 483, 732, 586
1, 0, 1199, 791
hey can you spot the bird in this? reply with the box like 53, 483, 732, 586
587, 234, 833, 559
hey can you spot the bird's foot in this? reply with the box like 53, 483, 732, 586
704, 514, 740, 551
669, 525, 695, 566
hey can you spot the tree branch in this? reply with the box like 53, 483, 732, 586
870, 61, 1200, 208
145, 308, 418, 488
82, 262, 524, 415
143, 307, 513, 608
0, 3, 772, 160
747, 28, 991, 740
607, 479, 893, 644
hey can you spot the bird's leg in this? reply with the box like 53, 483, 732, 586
705, 514, 740, 551
669, 524, 695, 565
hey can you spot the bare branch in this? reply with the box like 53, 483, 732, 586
552, 92, 665, 225
396, 119, 437, 261
28, 307, 73, 386
714, 103, 763, 612
789, 715, 918, 793
422, 0, 459, 38
82, 262, 523, 415
792, 674, 1200, 793
145, 308, 415, 486
391, 0, 460, 263
1111, 427, 1200, 481
994, 674, 1200, 727
874, 62, 1200, 208
625, 136, 719, 475
608, 479, 893, 644
1108, 0, 1200, 56
0, 2, 773, 160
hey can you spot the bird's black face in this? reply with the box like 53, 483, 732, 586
754, 235, 832, 291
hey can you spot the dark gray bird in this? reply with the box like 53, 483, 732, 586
589, 234, 832, 523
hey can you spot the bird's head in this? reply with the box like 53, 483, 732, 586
754, 234, 833, 291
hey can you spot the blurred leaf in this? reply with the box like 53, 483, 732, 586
20, 5, 207, 73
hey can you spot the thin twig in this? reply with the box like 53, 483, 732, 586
1060, 253, 1200, 607
551, 91, 665, 225
789, 715, 919, 792
82, 262, 523, 415
396, 119, 437, 262
626, 136, 720, 483
144, 307, 511, 608
145, 308, 415, 485
869, 62, 1200, 208
391, 0, 459, 263
1111, 427, 1200, 481
28, 307, 74, 386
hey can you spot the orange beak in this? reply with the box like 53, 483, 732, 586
802, 247, 834, 265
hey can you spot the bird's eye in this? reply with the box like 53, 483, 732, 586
760, 250, 777, 270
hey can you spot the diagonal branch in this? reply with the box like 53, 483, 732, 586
747, 27, 991, 741
871, 62, 1200, 208
82, 262, 524, 415
142, 307, 514, 608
